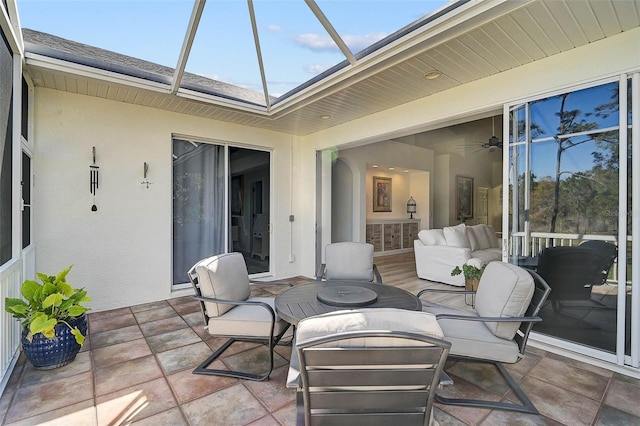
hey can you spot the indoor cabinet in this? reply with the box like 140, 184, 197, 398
366, 224, 383, 252
384, 223, 402, 251
366, 219, 420, 255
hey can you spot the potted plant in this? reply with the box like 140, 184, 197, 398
4, 265, 91, 370
451, 263, 485, 291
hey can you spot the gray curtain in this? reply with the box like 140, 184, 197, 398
172, 139, 225, 285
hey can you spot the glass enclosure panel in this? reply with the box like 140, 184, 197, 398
0, 32, 13, 265
508, 80, 628, 356
172, 140, 225, 285
530, 131, 619, 235
21, 152, 30, 248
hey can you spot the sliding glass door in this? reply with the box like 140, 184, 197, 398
172, 140, 270, 286
506, 76, 636, 365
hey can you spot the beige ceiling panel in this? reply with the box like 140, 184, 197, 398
508, 7, 560, 56
525, 1, 575, 51
541, 0, 590, 46
53, 73, 67, 92
455, 33, 514, 72
589, 0, 623, 36
480, 22, 531, 65
447, 38, 500, 75
493, 15, 546, 61
470, 27, 522, 66
565, 1, 606, 42
611, 0, 640, 31
428, 45, 482, 83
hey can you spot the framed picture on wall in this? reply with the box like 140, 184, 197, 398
373, 176, 392, 212
456, 175, 473, 221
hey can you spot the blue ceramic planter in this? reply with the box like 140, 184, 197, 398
21, 314, 87, 370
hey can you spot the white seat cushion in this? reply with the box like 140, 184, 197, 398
472, 248, 501, 264
475, 262, 534, 340
207, 297, 289, 337
421, 301, 521, 363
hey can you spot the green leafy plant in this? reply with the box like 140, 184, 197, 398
451, 264, 485, 280
4, 265, 91, 345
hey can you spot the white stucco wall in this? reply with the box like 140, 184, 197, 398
33, 89, 295, 311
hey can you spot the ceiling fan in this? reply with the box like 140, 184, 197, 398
462, 116, 503, 152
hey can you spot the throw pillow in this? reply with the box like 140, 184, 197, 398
469, 224, 491, 250
443, 223, 470, 248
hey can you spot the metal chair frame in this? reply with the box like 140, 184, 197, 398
189, 268, 292, 382
418, 268, 551, 414
296, 329, 451, 426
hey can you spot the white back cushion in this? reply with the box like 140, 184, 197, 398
297, 308, 443, 347
324, 242, 374, 281
475, 262, 534, 340
468, 224, 491, 250
417, 229, 446, 246
485, 225, 500, 248
195, 252, 251, 317
443, 223, 471, 248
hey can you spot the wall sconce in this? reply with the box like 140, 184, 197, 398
407, 196, 417, 219
141, 162, 153, 189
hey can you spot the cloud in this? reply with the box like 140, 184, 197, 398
293, 33, 336, 52
293, 32, 388, 53
266, 24, 281, 32
342, 32, 387, 52
304, 64, 331, 74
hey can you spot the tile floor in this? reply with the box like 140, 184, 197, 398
1, 275, 639, 425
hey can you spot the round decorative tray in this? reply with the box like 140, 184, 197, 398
317, 286, 378, 307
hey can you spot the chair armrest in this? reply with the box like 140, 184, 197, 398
316, 264, 326, 281
373, 264, 383, 283
417, 288, 475, 298
249, 280, 293, 288
192, 295, 278, 323
434, 313, 543, 323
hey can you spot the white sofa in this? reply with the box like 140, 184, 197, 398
414, 223, 502, 286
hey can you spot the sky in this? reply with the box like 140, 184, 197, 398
16, 0, 453, 97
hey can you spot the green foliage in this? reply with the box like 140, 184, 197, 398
451, 264, 485, 280
4, 265, 91, 345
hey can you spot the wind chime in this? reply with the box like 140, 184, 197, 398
90, 147, 99, 211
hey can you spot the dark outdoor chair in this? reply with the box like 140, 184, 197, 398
578, 240, 618, 286
187, 252, 292, 381
536, 245, 615, 310
317, 242, 383, 283
291, 308, 450, 426
418, 261, 551, 414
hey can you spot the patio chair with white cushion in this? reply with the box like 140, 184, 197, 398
317, 241, 383, 283
188, 252, 292, 381
418, 261, 551, 414
291, 308, 450, 426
